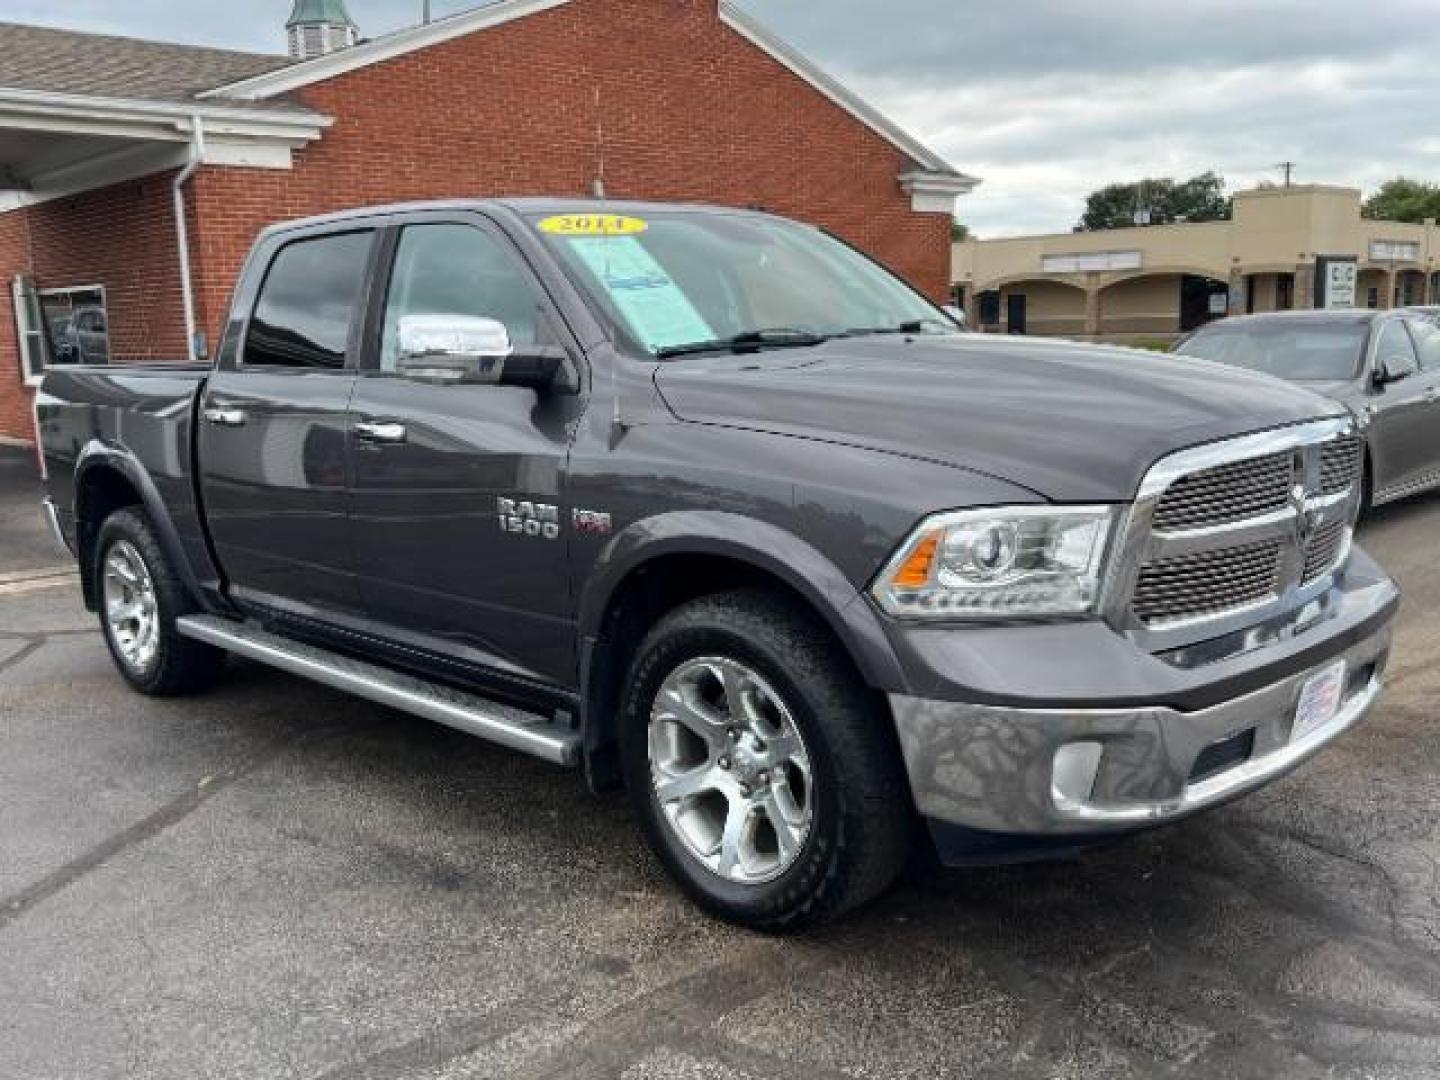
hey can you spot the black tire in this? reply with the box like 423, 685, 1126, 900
619, 589, 913, 930
94, 507, 226, 696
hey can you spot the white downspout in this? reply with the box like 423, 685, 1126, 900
173, 115, 206, 363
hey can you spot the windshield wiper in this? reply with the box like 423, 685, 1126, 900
842, 318, 952, 337
655, 328, 832, 360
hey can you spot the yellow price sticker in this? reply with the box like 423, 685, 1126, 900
538, 214, 649, 237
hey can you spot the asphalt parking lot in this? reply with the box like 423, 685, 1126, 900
2, 445, 1438, 1080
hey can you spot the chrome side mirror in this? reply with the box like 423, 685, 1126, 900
396, 314, 512, 384
395, 314, 565, 390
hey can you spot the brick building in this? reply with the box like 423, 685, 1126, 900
0, 0, 976, 444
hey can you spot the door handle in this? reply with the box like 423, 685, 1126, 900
201, 406, 247, 427
354, 419, 408, 445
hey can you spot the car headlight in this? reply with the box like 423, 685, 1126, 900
871, 506, 1119, 620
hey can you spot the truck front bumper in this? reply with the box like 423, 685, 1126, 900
886, 553, 1398, 862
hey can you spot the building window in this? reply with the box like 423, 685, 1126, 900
1041, 250, 1142, 274
1369, 239, 1421, 263
10, 276, 47, 386
1367, 286, 1380, 309
12, 279, 111, 384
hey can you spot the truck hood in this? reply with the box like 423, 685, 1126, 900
654, 335, 1344, 502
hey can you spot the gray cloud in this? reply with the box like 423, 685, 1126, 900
3, 1, 1435, 235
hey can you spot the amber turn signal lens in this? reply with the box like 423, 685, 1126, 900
892, 531, 939, 589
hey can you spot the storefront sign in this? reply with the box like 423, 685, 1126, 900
1315, 256, 1358, 309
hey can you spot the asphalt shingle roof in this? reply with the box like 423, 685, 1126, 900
0, 22, 295, 103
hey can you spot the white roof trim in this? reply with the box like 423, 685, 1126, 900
0, 86, 332, 144
900, 169, 978, 214
718, 2, 972, 180
0, 141, 189, 212
202, 0, 570, 101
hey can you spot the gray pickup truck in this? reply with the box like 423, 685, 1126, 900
36, 199, 1399, 928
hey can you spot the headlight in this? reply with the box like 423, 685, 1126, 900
872, 506, 1118, 619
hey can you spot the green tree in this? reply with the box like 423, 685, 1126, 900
951, 219, 971, 242
1078, 171, 1232, 231
1362, 177, 1440, 223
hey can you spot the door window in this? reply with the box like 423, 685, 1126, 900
1374, 320, 1420, 378
1406, 318, 1440, 371
245, 231, 374, 369
380, 224, 548, 373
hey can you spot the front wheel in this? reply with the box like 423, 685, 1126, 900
619, 589, 913, 930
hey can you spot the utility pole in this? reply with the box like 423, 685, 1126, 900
422, 1, 431, 23
1276, 161, 1296, 187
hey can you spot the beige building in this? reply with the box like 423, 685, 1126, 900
952, 185, 1440, 340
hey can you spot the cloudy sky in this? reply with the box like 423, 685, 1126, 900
4, 0, 1433, 236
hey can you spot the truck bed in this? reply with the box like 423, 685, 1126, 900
36, 362, 211, 586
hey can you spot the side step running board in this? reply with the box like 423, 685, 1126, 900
176, 615, 580, 766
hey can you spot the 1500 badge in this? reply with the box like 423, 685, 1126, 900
497, 498, 560, 540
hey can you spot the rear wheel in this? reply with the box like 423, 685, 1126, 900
619, 589, 912, 929
95, 508, 225, 696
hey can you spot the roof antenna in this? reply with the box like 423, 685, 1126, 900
594, 85, 628, 438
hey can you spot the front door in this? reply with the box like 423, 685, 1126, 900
346, 216, 585, 690
198, 227, 377, 619
1006, 293, 1026, 335
1365, 318, 1432, 499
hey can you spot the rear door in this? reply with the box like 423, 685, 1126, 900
345, 213, 586, 690
1400, 314, 1440, 490
198, 225, 379, 619
1365, 317, 1431, 500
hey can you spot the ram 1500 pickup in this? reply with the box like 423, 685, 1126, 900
36, 199, 1400, 928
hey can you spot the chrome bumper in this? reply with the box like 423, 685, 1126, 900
890, 620, 1392, 838
41, 497, 72, 555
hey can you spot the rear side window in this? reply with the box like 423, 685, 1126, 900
244, 231, 374, 369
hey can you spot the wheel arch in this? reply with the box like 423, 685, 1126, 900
73, 443, 204, 613
575, 512, 905, 791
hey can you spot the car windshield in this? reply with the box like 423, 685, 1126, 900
527, 209, 956, 357
1177, 319, 1369, 381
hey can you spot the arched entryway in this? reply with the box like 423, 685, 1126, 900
973, 277, 1088, 335
1098, 272, 1229, 337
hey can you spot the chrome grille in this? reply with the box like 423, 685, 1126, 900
1132, 540, 1281, 625
1302, 520, 1348, 584
1319, 435, 1363, 495
1151, 450, 1292, 532
1109, 419, 1361, 651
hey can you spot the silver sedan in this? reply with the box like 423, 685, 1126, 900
1175, 309, 1440, 510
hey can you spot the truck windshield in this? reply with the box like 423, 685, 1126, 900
1177, 318, 1369, 382
528, 210, 955, 357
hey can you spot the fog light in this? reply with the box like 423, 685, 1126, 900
1052, 742, 1104, 805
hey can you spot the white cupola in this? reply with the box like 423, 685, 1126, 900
286, 0, 360, 60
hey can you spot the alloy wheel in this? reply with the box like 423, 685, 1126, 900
648, 656, 814, 884
102, 540, 160, 672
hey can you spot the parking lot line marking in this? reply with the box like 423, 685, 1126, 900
0, 572, 78, 598
0, 565, 75, 584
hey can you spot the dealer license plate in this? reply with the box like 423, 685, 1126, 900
1292, 661, 1347, 744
